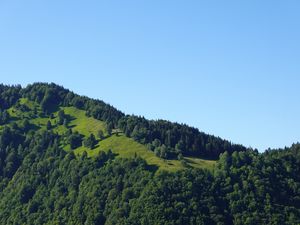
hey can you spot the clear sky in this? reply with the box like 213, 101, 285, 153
0, 0, 300, 151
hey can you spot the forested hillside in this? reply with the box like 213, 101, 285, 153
0, 83, 299, 224
3, 83, 246, 159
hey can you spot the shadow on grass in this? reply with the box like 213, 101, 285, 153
185, 152, 217, 161
91, 143, 100, 150
184, 157, 197, 164
145, 164, 159, 172
46, 103, 60, 114
28, 123, 40, 131
65, 114, 76, 122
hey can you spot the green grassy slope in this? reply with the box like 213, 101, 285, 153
62, 107, 107, 136
5, 98, 216, 172
74, 134, 189, 172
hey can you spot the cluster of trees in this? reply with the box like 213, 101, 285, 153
22, 83, 124, 126
0, 122, 299, 224
83, 134, 97, 149
118, 116, 246, 159
57, 110, 67, 125
0, 110, 10, 125
0, 84, 21, 110
0, 127, 23, 179
67, 131, 83, 149
46, 110, 69, 131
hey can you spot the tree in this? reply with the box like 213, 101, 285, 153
83, 134, 97, 149
68, 132, 83, 150
107, 123, 113, 136
177, 153, 183, 161
131, 125, 140, 141
22, 119, 30, 132
152, 139, 161, 148
0, 110, 9, 125
175, 140, 184, 154
97, 130, 104, 140
58, 110, 65, 125
154, 145, 168, 159
160, 145, 168, 159
63, 118, 68, 128
46, 121, 52, 130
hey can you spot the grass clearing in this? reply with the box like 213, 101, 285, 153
62, 107, 107, 136
184, 157, 216, 170
74, 134, 186, 172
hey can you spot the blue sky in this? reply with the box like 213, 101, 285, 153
0, 0, 300, 151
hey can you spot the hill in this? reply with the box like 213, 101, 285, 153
0, 82, 243, 171
0, 83, 299, 224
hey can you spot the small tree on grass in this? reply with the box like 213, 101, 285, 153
160, 145, 168, 159
177, 153, 183, 161
46, 120, 52, 130
58, 110, 65, 125
106, 123, 113, 136
68, 132, 83, 149
83, 134, 97, 149
63, 118, 68, 128
97, 130, 104, 140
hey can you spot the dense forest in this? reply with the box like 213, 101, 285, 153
0, 83, 299, 224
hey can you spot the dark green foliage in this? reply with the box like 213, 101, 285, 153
0, 110, 10, 125
97, 129, 104, 140
21, 119, 31, 132
118, 116, 246, 160
57, 109, 65, 125
129, 170, 218, 225
107, 122, 113, 136
83, 133, 97, 149
41, 88, 56, 114
0, 126, 299, 225
0, 84, 21, 109
0, 127, 152, 224
46, 120, 52, 130
154, 144, 168, 159
68, 131, 83, 149
0, 83, 299, 224
63, 118, 68, 127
